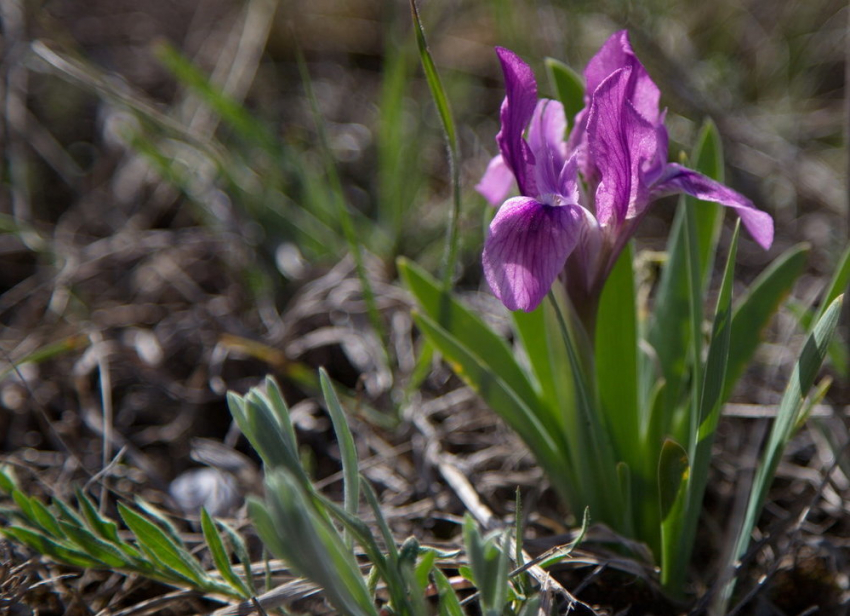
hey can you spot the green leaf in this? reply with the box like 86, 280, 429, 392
596, 244, 640, 465
462, 515, 510, 616
658, 440, 690, 523
647, 121, 729, 420
361, 479, 400, 565
700, 223, 739, 430
75, 488, 140, 559
544, 58, 584, 131
399, 258, 541, 410
719, 295, 843, 613
133, 497, 184, 546
230, 390, 306, 483
724, 244, 808, 398
414, 547, 436, 589
668, 225, 739, 595
814, 245, 850, 327
511, 302, 571, 426
201, 508, 251, 598
758, 294, 841, 505
119, 502, 208, 587
409, 0, 461, 286
0, 466, 15, 493
432, 566, 465, 616
58, 520, 134, 569
647, 205, 693, 418
410, 311, 567, 498
258, 471, 378, 616
2, 526, 104, 568
262, 376, 300, 456
217, 518, 257, 596
688, 120, 725, 283
319, 369, 360, 522
658, 439, 690, 592
27, 497, 65, 540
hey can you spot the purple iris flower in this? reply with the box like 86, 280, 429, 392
477, 32, 774, 314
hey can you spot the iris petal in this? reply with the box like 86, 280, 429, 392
584, 30, 660, 124
495, 47, 539, 197
483, 197, 585, 312
476, 155, 515, 206
652, 165, 774, 249
587, 68, 660, 227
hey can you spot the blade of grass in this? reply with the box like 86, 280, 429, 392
716, 295, 843, 613
319, 369, 361, 534
410, 0, 461, 288
201, 508, 252, 598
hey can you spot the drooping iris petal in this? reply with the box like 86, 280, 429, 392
476, 155, 514, 206
483, 197, 585, 312
651, 164, 775, 249
495, 47, 539, 197
584, 30, 660, 124
587, 68, 661, 227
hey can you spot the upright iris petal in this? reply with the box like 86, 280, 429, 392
494, 47, 539, 197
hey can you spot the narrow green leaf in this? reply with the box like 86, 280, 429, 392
596, 244, 640, 464
724, 244, 808, 398
647, 206, 692, 415
410, 311, 567, 498
688, 120, 725, 283
409, 0, 461, 287
11, 491, 36, 525
51, 498, 85, 527
75, 488, 139, 559
119, 503, 207, 586
0, 467, 15, 493
133, 497, 184, 546
217, 518, 257, 596
544, 58, 584, 130
511, 301, 572, 424
399, 258, 543, 424
27, 497, 65, 540
658, 439, 690, 593
719, 295, 843, 613
813, 245, 850, 326
669, 225, 739, 596
260, 471, 378, 616
58, 520, 134, 569
700, 223, 739, 430
263, 376, 300, 456
658, 440, 690, 522
462, 515, 510, 616
232, 391, 305, 483
361, 479, 400, 565
414, 548, 436, 590
201, 508, 251, 598
319, 369, 360, 522
432, 566, 465, 616
2, 526, 103, 568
